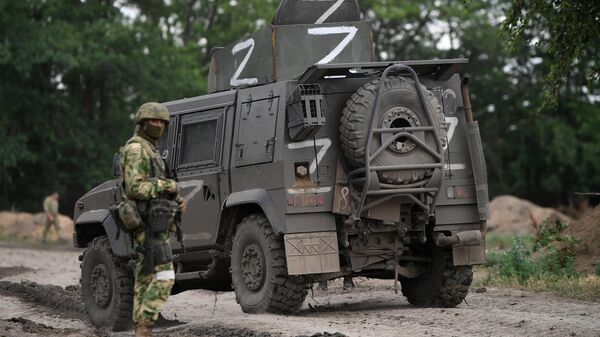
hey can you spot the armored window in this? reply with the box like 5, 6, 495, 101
177, 109, 224, 169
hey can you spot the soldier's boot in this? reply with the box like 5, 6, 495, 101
135, 319, 154, 337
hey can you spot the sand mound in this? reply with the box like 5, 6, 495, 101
564, 205, 600, 274
488, 195, 573, 236
0, 211, 73, 242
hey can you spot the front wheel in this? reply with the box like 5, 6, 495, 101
81, 235, 134, 331
231, 213, 307, 313
400, 247, 473, 307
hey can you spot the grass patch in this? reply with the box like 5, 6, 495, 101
477, 220, 600, 302
476, 271, 600, 302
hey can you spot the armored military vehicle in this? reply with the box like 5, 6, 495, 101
74, 0, 488, 331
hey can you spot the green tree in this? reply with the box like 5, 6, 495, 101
503, 0, 600, 107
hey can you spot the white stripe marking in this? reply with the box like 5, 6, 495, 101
315, 0, 345, 24
155, 270, 175, 281
444, 117, 458, 151
445, 163, 467, 171
287, 187, 333, 195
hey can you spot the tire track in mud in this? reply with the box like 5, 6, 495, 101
0, 281, 85, 321
0, 279, 348, 337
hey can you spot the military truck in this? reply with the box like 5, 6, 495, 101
73, 0, 488, 331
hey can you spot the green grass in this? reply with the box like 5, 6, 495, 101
477, 221, 600, 302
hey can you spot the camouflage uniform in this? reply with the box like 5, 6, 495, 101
120, 102, 181, 329
42, 195, 59, 241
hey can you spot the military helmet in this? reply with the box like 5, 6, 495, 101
134, 102, 170, 124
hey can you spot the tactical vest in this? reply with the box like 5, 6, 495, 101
115, 136, 175, 235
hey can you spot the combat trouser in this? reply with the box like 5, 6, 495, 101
133, 256, 175, 323
42, 216, 60, 241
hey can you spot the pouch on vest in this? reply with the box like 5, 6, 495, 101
148, 199, 177, 233
153, 241, 173, 265
115, 199, 143, 232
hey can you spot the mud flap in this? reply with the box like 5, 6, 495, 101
284, 232, 341, 275
453, 245, 485, 266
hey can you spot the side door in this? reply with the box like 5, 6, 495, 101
172, 108, 227, 251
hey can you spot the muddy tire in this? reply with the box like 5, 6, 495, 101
400, 247, 472, 307
81, 235, 134, 331
231, 213, 307, 314
339, 77, 446, 184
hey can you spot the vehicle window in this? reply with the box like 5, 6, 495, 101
180, 119, 218, 166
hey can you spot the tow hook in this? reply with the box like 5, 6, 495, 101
433, 230, 483, 247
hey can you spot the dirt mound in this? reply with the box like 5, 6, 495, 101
564, 205, 600, 274
488, 195, 572, 236
0, 211, 73, 242
0, 281, 85, 320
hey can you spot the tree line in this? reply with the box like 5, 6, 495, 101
0, 0, 598, 216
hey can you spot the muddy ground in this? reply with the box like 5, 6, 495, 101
0, 243, 599, 337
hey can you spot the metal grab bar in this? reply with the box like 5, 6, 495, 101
347, 64, 445, 222
369, 131, 442, 162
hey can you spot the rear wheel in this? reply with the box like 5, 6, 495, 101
400, 247, 472, 307
231, 213, 307, 313
81, 235, 134, 331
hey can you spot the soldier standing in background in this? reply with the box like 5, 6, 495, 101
42, 192, 60, 242
120, 102, 185, 337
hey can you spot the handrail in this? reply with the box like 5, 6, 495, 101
369, 131, 441, 162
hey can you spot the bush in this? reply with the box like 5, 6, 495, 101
486, 220, 579, 285
595, 261, 600, 277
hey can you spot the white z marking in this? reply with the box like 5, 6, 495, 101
315, 0, 345, 24
287, 138, 332, 174
178, 179, 205, 203
308, 26, 358, 65
444, 117, 458, 151
230, 38, 258, 87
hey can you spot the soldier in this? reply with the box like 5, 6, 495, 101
120, 102, 185, 337
42, 192, 60, 242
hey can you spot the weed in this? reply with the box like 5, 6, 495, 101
480, 219, 593, 300
595, 261, 600, 276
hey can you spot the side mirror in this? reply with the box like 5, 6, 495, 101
113, 153, 121, 177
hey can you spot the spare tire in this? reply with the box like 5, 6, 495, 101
339, 77, 447, 184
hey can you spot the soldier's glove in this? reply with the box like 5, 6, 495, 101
176, 196, 187, 213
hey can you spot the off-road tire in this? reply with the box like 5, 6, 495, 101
81, 235, 134, 331
400, 247, 472, 307
231, 213, 307, 314
339, 77, 446, 184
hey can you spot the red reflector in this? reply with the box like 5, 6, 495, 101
317, 194, 326, 206
305, 194, 316, 207
294, 195, 304, 207
455, 185, 476, 199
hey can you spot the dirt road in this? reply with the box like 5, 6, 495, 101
0, 244, 599, 337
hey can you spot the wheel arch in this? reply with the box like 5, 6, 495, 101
217, 189, 285, 246
75, 209, 134, 258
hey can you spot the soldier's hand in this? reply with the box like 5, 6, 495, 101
176, 196, 187, 213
